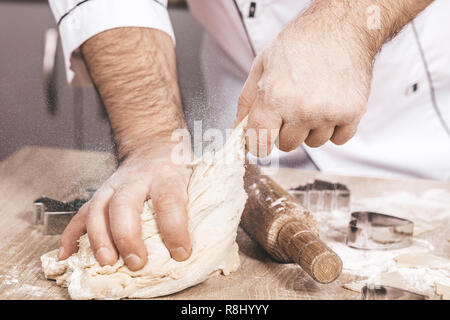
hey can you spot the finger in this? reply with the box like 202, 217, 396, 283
246, 99, 282, 157
151, 170, 191, 262
86, 186, 118, 266
305, 126, 335, 148
109, 182, 149, 271
58, 202, 89, 260
330, 123, 358, 145
233, 55, 264, 128
277, 123, 310, 152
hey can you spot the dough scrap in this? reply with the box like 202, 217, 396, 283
343, 271, 408, 293
343, 253, 450, 297
41, 119, 248, 299
394, 253, 450, 271
342, 280, 365, 293
413, 222, 440, 236
435, 282, 450, 300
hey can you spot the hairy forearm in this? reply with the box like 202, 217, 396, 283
299, 0, 433, 57
81, 27, 184, 159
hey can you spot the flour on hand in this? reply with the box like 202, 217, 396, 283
41, 118, 248, 299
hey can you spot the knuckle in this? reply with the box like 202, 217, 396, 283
113, 182, 145, 203
295, 103, 322, 123
331, 126, 357, 146
305, 141, 319, 148
162, 233, 187, 249
88, 198, 104, 213
155, 192, 185, 215
305, 141, 323, 148
305, 136, 326, 148
248, 111, 267, 129
330, 136, 347, 145
323, 111, 339, 123
114, 233, 136, 248
279, 142, 297, 152
266, 85, 295, 106
277, 132, 294, 152
111, 188, 131, 205
156, 171, 189, 192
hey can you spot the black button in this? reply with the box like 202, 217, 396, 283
249, 2, 257, 18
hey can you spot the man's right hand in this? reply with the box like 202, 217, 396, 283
57, 143, 193, 271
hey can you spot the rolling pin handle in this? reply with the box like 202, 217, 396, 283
279, 221, 343, 284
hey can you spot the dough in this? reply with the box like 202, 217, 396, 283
342, 280, 365, 293
343, 253, 450, 298
435, 282, 450, 300
394, 253, 450, 271
41, 119, 248, 299
343, 271, 408, 293
413, 222, 440, 236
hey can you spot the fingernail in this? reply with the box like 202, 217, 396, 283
57, 247, 64, 260
125, 254, 143, 270
96, 247, 114, 265
170, 247, 191, 261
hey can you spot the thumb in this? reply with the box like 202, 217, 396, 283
150, 169, 192, 261
233, 55, 263, 128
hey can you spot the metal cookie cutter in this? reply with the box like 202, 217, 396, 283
33, 190, 95, 235
362, 284, 428, 300
346, 211, 414, 250
289, 180, 350, 212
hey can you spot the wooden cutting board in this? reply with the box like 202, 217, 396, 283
0, 146, 449, 299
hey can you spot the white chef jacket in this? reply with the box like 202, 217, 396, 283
49, 0, 450, 181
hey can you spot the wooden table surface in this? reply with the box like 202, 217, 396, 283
1, 146, 449, 300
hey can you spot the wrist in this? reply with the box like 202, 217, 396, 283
291, 1, 384, 63
112, 108, 187, 160
287, 2, 377, 68
118, 127, 192, 166
299, 0, 432, 60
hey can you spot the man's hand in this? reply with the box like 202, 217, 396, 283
235, 0, 433, 157
58, 146, 192, 270
57, 27, 193, 270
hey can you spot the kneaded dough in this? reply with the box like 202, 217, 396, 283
41, 118, 248, 299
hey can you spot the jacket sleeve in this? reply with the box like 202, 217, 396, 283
48, 0, 175, 86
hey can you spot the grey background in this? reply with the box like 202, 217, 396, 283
0, 1, 206, 160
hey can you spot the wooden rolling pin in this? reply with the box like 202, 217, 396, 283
241, 164, 343, 284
